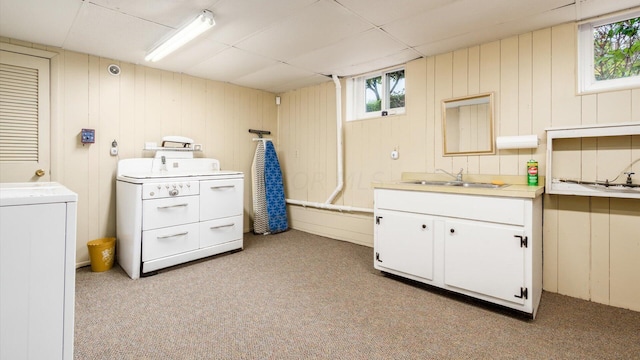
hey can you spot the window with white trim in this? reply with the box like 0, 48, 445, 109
346, 68, 405, 121
578, 11, 640, 94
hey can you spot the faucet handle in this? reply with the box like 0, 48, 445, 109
624, 172, 635, 184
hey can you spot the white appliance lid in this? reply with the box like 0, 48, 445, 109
0, 182, 78, 206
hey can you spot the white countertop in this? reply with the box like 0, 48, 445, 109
0, 182, 78, 206
373, 173, 545, 199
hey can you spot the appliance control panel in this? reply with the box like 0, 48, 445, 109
142, 180, 200, 199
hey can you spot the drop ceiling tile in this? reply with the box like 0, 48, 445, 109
89, 0, 220, 27
207, 0, 317, 45
382, 0, 575, 48
333, 48, 421, 77
235, 0, 372, 61
287, 29, 408, 76
576, 0, 640, 20
63, 2, 167, 64
412, 2, 576, 57
336, 0, 457, 26
0, 0, 81, 47
269, 74, 333, 94
232, 62, 325, 92
187, 47, 279, 83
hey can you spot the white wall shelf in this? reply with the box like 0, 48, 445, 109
545, 122, 640, 199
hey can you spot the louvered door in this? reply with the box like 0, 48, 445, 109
0, 50, 50, 182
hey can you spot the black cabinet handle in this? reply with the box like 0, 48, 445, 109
450, 228, 455, 234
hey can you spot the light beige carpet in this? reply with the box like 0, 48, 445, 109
74, 229, 640, 359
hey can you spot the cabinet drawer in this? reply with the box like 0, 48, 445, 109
200, 215, 243, 248
142, 223, 199, 261
375, 189, 525, 225
200, 179, 243, 221
142, 195, 199, 230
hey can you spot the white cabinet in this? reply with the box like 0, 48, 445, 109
375, 209, 434, 280
0, 183, 77, 360
443, 219, 527, 304
374, 189, 542, 317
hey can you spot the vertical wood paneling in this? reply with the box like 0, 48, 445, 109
451, 49, 469, 173
62, 51, 90, 262
518, 33, 534, 176
557, 196, 591, 300
543, 194, 559, 292
609, 198, 640, 310
118, 62, 136, 160
466, 46, 481, 174
479, 41, 500, 174
597, 91, 632, 124
434, 52, 453, 171
98, 57, 119, 237
532, 28, 552, 177
632, 89, 640, 121
87, 55, 100, 243
425, 56, 436, 172
499, 36, 519, 175
590, 197, 610, 305
402, 58, 428, 173
550, 23, 581, 127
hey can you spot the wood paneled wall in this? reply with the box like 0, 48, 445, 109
277, 23, 640, 312
1, 37, 277, 267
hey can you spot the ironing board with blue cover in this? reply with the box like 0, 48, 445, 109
251, 139, 288, 234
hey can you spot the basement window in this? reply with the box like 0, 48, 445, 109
346, 68, 405, 121
577, 10, 640, 94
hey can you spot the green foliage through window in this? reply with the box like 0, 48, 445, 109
593, 17, 640, 81
364, 70, 405, 113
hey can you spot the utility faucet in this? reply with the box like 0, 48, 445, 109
436, 168, 464, 182
624, 172, 635, 185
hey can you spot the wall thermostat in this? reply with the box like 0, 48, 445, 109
81, 128, 95, 144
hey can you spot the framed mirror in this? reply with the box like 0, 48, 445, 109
442, 92, 495, 156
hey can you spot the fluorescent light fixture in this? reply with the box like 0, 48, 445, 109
145, 10, 215, 62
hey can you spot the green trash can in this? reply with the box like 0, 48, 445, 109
87, 237, 115, 272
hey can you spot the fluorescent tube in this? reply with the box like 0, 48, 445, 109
145, 10, 215, 62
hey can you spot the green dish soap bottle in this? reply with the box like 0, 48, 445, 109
527, 159, 538, 186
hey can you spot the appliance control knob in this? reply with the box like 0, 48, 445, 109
169, 189, 179, 196
186, 183, 191, 188
157, 185, 161, 190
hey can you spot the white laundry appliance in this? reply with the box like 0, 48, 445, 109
116, 148, 244, 279
0, 182, 77, 360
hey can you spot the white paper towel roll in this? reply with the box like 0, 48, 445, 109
496, 135, 539, 149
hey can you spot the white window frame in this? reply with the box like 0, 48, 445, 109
577, 10, 640, 94
346, 67, 405, 121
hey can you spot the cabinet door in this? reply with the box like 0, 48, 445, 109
375, 210, 434, 280
200, 179, 243, 220
444, 219, 526, 304
142, 223, 200, 262
200, 215, 243, 248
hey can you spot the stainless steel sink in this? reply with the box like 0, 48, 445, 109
402, 180, 508, 189
461, 182, 509, 189
402, 180, 462, 186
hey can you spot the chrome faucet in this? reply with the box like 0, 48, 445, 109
436, 168, 464, 182
624, 172, 635, 185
